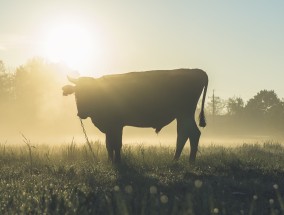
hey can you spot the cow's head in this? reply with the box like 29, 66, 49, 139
62, 76, 95, 119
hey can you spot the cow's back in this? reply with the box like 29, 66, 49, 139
99, 69, 206, 108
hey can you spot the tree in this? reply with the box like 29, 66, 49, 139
227, 97, 244, 116
244, 90, 284, 133
245, 90, 282, 118
206, 94, 226, 116
13, 58, 70, 121
0, 60, 14, 104
0, 60, 5, 74
14, 58, 63, 101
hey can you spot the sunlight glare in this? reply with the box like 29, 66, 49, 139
43, 24, 98, 71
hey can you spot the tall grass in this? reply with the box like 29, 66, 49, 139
0, 140, 283, 214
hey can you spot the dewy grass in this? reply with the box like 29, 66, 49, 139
0, 140, 283, 214
79, 118, 97, 163
21, 133, 36, 175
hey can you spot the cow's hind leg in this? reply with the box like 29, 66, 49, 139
105, 127, 123, 163
113, 128, 123, 163
173, 117, 190, 160
106, 134, 114, 162
174, 116, 201, 163
188, 118, 201, 163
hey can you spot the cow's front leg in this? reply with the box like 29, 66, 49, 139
106, 134, 114, 162
105, 127, 123, 164
174, 117, 189, 160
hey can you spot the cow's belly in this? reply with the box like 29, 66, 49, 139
123, 113, 176, 132
91, 103, 182, 133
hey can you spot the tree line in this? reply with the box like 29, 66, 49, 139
0, 58, 64, 105
205, 90, 284, 136
0, 58, 72, 130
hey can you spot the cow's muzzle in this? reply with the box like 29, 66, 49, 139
77, 113, 88, 119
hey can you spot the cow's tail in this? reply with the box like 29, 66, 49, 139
199, 74, 208, 127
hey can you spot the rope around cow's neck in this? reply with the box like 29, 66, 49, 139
79, 117, 97, 162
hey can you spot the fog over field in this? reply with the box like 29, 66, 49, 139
1, 1, 284, 149
1, 59, 283, 148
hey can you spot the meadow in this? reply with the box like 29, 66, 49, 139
0, 139, 284, 215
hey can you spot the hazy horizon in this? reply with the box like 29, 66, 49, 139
1, 60, 283, 146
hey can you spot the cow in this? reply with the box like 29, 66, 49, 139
62, 68, 208, 163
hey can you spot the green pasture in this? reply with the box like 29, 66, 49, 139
0, 140, 283, 214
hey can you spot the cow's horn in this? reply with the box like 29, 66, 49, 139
67, 76, 78, 84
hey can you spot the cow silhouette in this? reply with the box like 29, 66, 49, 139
62, 69, 208, 163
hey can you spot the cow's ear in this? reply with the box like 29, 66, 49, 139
62, 85, 75, 96
67, 76, 78, 84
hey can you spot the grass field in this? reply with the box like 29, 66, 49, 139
0, 140, 284, 214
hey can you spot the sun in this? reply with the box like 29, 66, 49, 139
43, 24, 98, 71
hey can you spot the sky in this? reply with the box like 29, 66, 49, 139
1, 0, 284, 101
